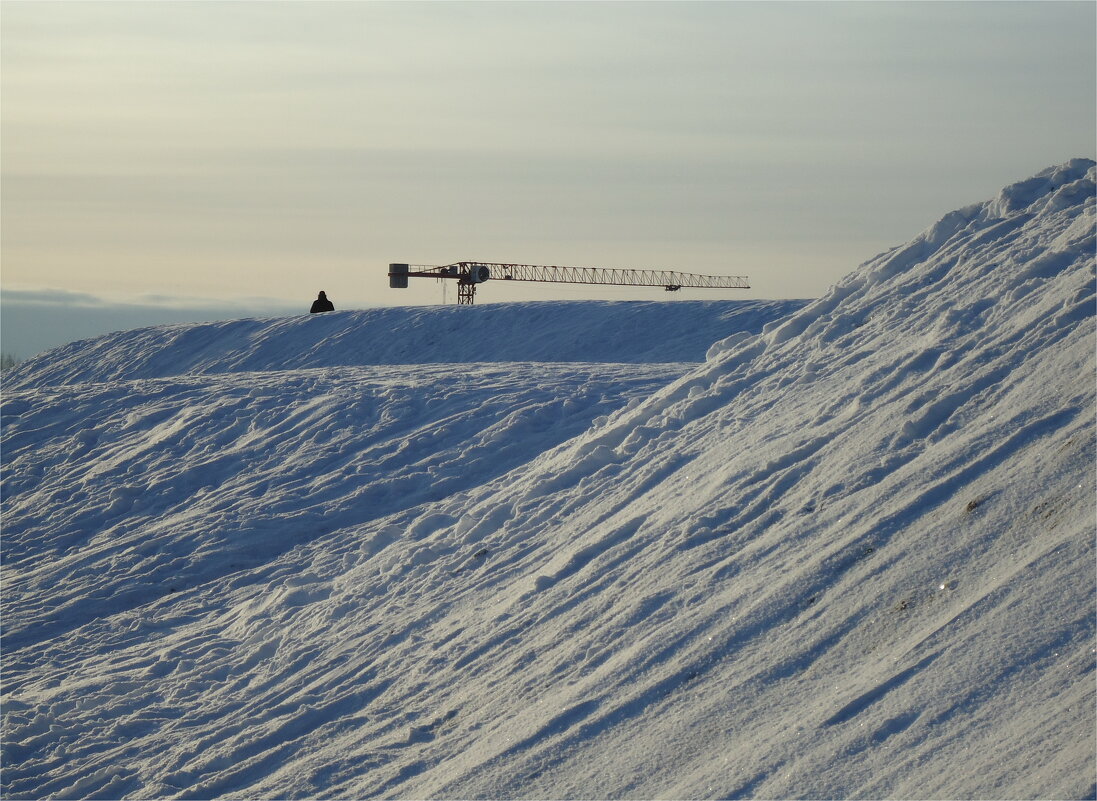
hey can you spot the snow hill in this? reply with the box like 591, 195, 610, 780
4, 299, 805, 388
2, 159, 1095, 800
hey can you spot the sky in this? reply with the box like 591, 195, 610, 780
2, 0, 1095, 357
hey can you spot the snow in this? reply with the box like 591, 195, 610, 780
4, 299, 804, 388
3, 159, 1095, 800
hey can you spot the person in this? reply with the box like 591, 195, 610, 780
310, 291, 334, 314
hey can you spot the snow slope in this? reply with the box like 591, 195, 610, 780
4, 299, 805, 389
2, 159, 1095, 800
1, 363, 691, 655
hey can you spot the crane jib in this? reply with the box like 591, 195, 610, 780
388, 261, 750, 304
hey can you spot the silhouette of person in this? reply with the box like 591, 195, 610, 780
310, 291, 334, 314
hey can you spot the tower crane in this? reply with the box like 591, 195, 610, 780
388, 261, 750, 305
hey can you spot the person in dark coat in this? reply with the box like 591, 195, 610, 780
310, 291, 334, 313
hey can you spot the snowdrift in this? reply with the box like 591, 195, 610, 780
2, 159, 1094, 800
3, 299, 805, 389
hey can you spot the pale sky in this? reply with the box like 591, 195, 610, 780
2, 1, 1095, 353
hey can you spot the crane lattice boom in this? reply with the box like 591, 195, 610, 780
388, 261, 749, 304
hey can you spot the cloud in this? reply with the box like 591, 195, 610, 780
2, 286, 302, 310
1, 288, 109, 307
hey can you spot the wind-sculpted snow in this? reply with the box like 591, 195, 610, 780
4, 299, 806, 389
2, 363, 683, 653
2, 160, 1095, 800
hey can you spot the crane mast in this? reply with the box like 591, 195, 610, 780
389, 261, 750, 305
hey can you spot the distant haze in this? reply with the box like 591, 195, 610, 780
2, 1, 1094, 355
0, 289, 304, 359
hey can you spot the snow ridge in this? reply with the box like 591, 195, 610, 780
4, 299, 806, 389
2, 160, 1094, 800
